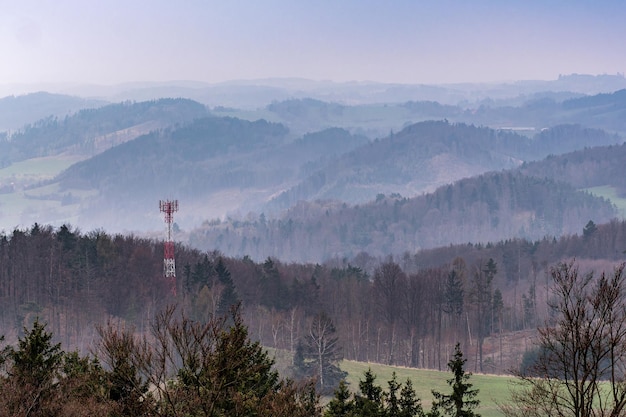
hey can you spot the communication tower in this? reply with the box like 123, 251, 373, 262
159, 199, 179, 296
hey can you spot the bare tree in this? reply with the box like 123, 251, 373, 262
373, 260, 407, 365
305, 312, 346, 394
502, 261, 626, 417
95, 304, 320, 417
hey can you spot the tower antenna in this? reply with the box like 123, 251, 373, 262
159, 199, 178, 296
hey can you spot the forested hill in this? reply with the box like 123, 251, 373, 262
268, 121, 621, 210
0, 98, 208, 166
0, 92, 106, 132
189, 171, 616, 262
465, 89, 626, 135
516, 142, 626, 194
56, 116, 291, 199
221, 88, 626, 138
53, 117, 369, 229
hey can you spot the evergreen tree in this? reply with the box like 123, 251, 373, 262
326, 370, 424, 417
430, 343, 480, 417
324, 379, 354, 417
4, 319, 64, 416
386, 372, 402, 417
353, 368, 384, 417
399, 378, 424, 417
215, 257, 239, 318
443, 269, 464, 317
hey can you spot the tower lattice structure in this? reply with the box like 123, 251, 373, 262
159, 199, 178, 296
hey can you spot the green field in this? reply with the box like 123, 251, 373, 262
341, 360, 512, 417
270, 349, 512, 417
0, 156, 95, 229
0, 155, 83, 181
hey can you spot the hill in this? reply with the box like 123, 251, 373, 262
0, 93, 623, 235
49, 118, 367, 231
267, 121, 621, 211
517, 141, 626, 194
211, 88, 626, 139
0, 98, 208, 166
189, 171, 616, 262
0, 91, 106, 132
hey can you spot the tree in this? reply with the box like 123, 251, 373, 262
305, 312, 347, 393
94, 304, 321, 417
56, 352, 113, 416
353, 368, 384, 417
324, 379, 354, 417
0, 321, 116, 417
215, 257, 239, 319
501, 261, 626, 417
583, 219, 597, 239
373, 261, 407, 364
326, 370, 424, 417
2, 318, 65, 416
94, 320, 152, 417
386, 372, 402, 417
430, 343, 480, 417
444, 269, 464, 318
444, 267, 465, 346
469, 259, 496, 372
399, 378, 424, 417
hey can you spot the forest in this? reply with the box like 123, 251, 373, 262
2, 218, 626, 377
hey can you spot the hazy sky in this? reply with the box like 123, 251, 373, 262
1, 0, 625, 87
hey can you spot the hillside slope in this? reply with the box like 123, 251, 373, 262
189, 171, 616, 262
0, 98, 208, 166
268, 121, 621, 210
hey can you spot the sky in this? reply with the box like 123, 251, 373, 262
1, 0, 625, 89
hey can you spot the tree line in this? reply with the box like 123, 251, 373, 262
1, 219, 624, 378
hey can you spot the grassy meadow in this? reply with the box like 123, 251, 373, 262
341, 360, 512, 417
0, 156, 93, 229
270, 348, 513, 417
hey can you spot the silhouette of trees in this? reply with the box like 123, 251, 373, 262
325, 369, 426, 417
502, 261, 626, 417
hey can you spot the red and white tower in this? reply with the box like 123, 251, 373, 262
159, 199, 178, 296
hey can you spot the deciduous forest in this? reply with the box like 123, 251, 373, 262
3, 219, 626, 376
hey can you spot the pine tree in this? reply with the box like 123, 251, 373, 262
386, 372, 402, 417
4, 319, 65, 416
215, 257, 239, 319
430, 343, 480, 417
10, 318, 63, 389
399, 378, 424, 417
324, 379, 354, 417
353, 368, 384, 417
